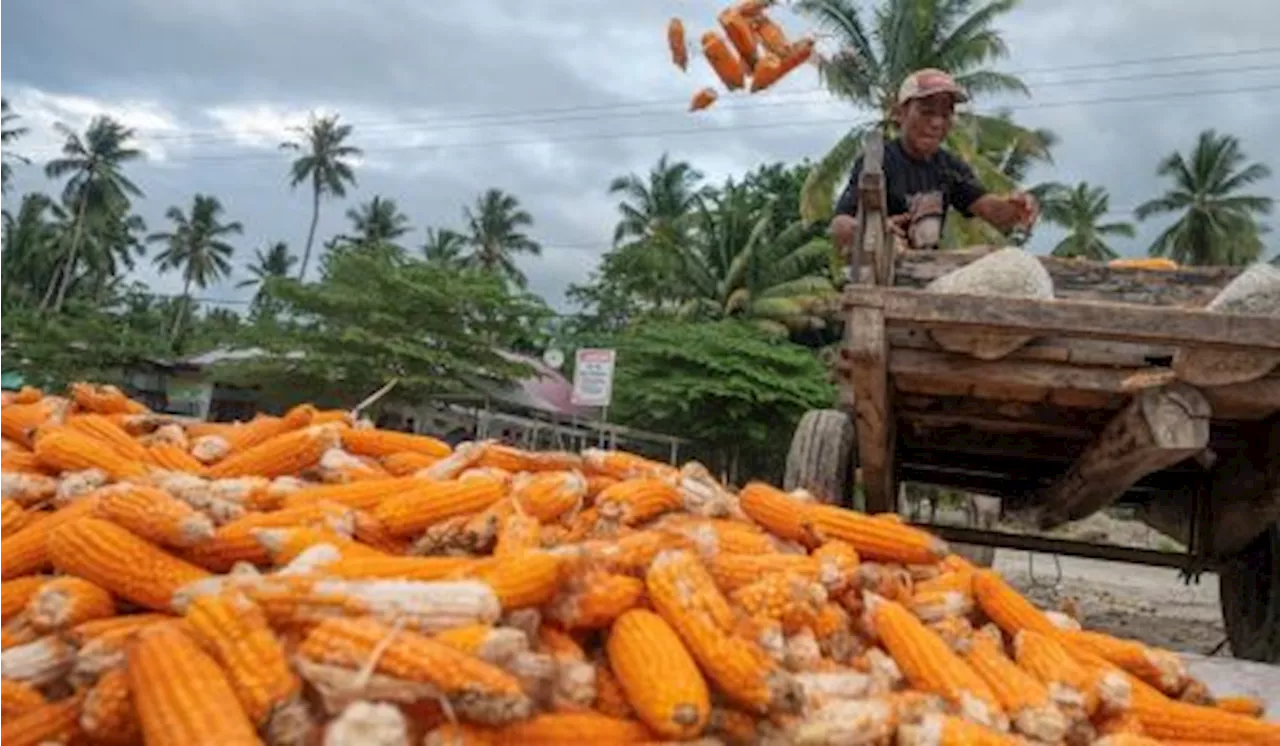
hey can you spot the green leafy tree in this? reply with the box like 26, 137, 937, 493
461, 188, 542, 288
281, 113, 361, 280
422, 227, 468, 267
78, 207, 148, 302
345, 195, 411, 250
2, 98, 31, 191
1039, 182, 1135, 260
1135, 129, 1274, 266
221, 251, 540, 408
595, 320, 834, 482
43, 116, 144, 312
2, 193, 65, 307
237, 241, 297, 316
147, 194, 242, 343
795, 0, 1046, 222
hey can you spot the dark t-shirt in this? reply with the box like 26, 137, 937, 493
834, 138, 987, 225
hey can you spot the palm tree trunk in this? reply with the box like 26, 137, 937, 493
298, 186, 321, 280
41, 193, 88, 313
170, 277, 192, 347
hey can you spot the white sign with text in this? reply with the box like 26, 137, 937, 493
571, 348, 616, 407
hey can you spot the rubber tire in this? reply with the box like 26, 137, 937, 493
1219, 522, 1280, 663
784, 409, 857, 508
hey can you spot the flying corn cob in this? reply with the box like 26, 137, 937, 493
718, 9, 758, 67
668, 18, 688, 71
690, 87, 718, 112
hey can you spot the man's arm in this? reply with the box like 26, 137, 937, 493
945, 154, 1037, 233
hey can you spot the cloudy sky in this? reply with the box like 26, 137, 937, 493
4, 0, 1278, 311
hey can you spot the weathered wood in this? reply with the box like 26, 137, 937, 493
889, 327, 1175, 367
847, 306, 896, 513
846, 286, 1280, 352
893, 249, 1241, 307
900, 411, 1096, 439
898, 394, 1119, 432
1204, 377, 1280, 420
891, 348, 1146, 398
1037, 384, 1211, 529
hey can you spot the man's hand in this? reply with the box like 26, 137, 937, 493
972, 191, 1040, 234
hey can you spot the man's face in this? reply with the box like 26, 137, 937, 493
898, 94, 956, 156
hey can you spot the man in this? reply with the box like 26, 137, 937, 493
830, 68, 1038, 252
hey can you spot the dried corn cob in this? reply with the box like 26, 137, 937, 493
381, 450, 438, 476
1, 500, 33, 539
148, 442, 208, 474
809, 504, 949, 564
1, 494, 100, 578
34, 426, 147, 479
0, 694, 84, 746
731, 571, 827, 633
66, 413, 152, 462
324, 700, 408, 746
0, 678, 46, 719
434, 624, 529, 665
1, 471, 58, 506
494, 712, 652, 744
1059, 628, 1188, 695
183, 500, 355, 571
1215, 694, 1266, 718
281, 476, 419, 511
71, 382, 145, 414
511, 470, 587, 522
1, 576, 47, 623
738, 482, 817, 544
596, 477, 683, 526
223, 407, 313, 453
582, 448, 677, 481
898, 712, 1023, 746
909, 589, 974, 623
28, 576, 116, 633
973, 569, 1059, 637
1, 450, 47, 474
2, 399, 68, 447
324, 554, 486, 581
48, 517, 211, 612
129, 622, 261, 746
784, 696, 899, 744
341, 428, 451, 460
66, 612, 172, 646
493, 511, 542, 557
1127, 676, 1280, 743
316, 447, 389, 483
1014, 629, 1094, 715
374, 476, 505, 537
207, 424, 338, 479
95, 483, 215, 548
705, 552, 818, 593
477, 443, 580, 473
466, 550, 564, 609
1, 634, 74, 686
80, 665, 141, 746
547, 569, 645, 630
255, 526, 385, 566
701, 30, 746, 90
961, 628, 1067, 742
608, 608, 710, 739
12, 385, 42, 405
300, 616, 531, 725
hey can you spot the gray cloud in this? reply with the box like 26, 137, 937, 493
3, 0, 1277, 308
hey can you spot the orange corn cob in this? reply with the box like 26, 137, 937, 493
375, 476, 506, 537
1, 450, 47, 474
557, 530, 692, 577
254, 525, 385, 566
898, 713, 1023, 746
608, 608, 710, 739
689, 87, 718, 112
731, 571, 827, 633
183, 500, 354, 571
866, 594, 1003, 728
71, 383, 146, 414
701, 31, 746, 90
300, 616, 531, 725
434, 624, 529, 664
381, 450, 439, 476
1, 494, 100, 578
1, 500, 35, 537
129, 622, 260, 746
147, 442, 208, 474
908, 589, 974, 623
1, 471, 59, 507
66, 413, 151, 462
547, 569, 645, 630
961, 630, 1067, 743
281, 476, 420, 511
47, 517, 211, 612
1215, 695, 1266, 718
476, 443, 580, 473
645, 550, 799, 714
706, 552, 818, 593
184, 592, 301, 727
223, 406, 313, 452
341, 427, 451, 460
1127, 677, 1280, 743
494, 712, 653, 744
1059, 628, 1188, 695
1097, 710, 1148, 736
585, 473, 620, 497
0, 694, 84, 746
1, 577, 48, 623
80, 665, 141, 746
325, 554, 486, 581
512, 471, 586, 522
972, 569, 1059, 637
738, 482, 816, 544
206, 424, 337, 479
751, 14, 790, 55
718, 9, 758, 67
809, 504, 949, 564
596, 477, 683, 526
28, 576, 116, 633
12, 386, 42, 405
749, 53, 784, 93
66, 613, 172, 645
95, 484, 215, 549
582, 449, 677, 481
34, 426, 146, 480
466, 550, 564, 609
1014, 629, 1094, 714
493, 511, 542, 557
0, 678, 46, 717
316, 447, 391, 483
3, 399, 68, 447
668, 18, 687, 71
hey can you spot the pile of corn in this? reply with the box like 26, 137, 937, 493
2, 383, 1276, 746
670, 1, 814, 112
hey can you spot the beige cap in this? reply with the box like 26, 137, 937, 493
897, 68, 970, 105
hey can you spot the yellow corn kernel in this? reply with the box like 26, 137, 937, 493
705, 552, 819, 593
80, 665, 141, 746
731, 571, 827, 633
493, 511, 542, 558
608, 608, 710, 739
1014, 629, 1094, 715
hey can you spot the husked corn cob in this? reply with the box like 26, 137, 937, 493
478, 443, 581, 473
1059, 628, 1188, 695
494, 712, 652, 744
381, 450, 438, 476
66, 612, 172, 645
583, 448, 677, 481
0, 694, 84, 746
71, 382, 145, 414
657, 515, 779, 556
317, 447, 389, 483
12, 385, 43, 405
466, 550, 564, 609
1014, 629, 1095, 715
1, 634, 75, 686
254, 526, 385, 566
898, 713, 1023, 746
434, 624, 529, 665
1, 577, 47, 623
48, 517, 211, 612
28, 576, 116, 632
1127, 675, 1280, 743
325, 554, 486, 581
1, 502, 41, 543
511, 470, 587, 522
738, 482, 817, 544
808, 504, 949, 564
1215, 695, 1266, 718
374, 476, 505, 537
596, 477, 683, 525
909, 589, 974, 623
547, 569, 645, 630
646, 550, 800, 714
0, 678, 46, 717
705, 552, 818, 593
66, 413, 152, 462
961, 629, 1067, 743
95, 483, 215, 548
282, 476, 420, 511
223, 406, 313, 453
207, 424, 338, 479
1, 450, 47, 474
865, 594, 1003, 728
553, 530, 691, 577
608, 608, 710, 739
80, 665, 141, 746
341, 428, 451, 460
973, 569, 1059, 637
1096, 710, 1148, 736
300, 616, 531, 725
2, 399, 67, 447
730, 571, 827, 633
34, 426, 147, 480
148, 442, 208, 474
1, 494, 100, 578
183, 500, 355, 571
493, 511, 542, 557
129, 622, 261, 746
184, 592, 302, 727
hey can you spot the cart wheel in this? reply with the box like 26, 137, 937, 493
1220, 522, 1280, 663
785, 409, 857, 508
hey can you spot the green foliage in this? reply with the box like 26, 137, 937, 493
217, 250, 540, 407
1040, 181, 1135, 260
588, 320, 834, 474
2, 98, 31, 191
281, 113, 362, 280
461, 188, 543, 288
345, 195, 412, 250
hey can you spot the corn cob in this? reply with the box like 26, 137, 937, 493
28, 576, 116, 633
914, 568, 974, 597
783, 696, 900, 744
0, 678, 46, 717
898, 713, 1023, 746
1, 450, 47, 474
1, 576, 48, 623
972, 569, 1059, 637
865, 593, 1004, 728
129, 622, 261, 746
583, 448, 678, 481
465, 550, 564, 609
70, 619, 186, 688
909, 589, 975, 623
478, 443, 581, 473
961, 629, 1067, 742
281, 476, 419, 511
374, 476, 505, 537
1, 634, 75, 686
703, 552, 815, 593
547, 569, 645, 630
646, 549, 800, 714
1059, 628, 1188, 695
434, 624, 530, 665
1215, 694, 1266, 718
1, 471, 59, 506
607, 608, 710, 739
656, 515, 780, 556
381, 450, 439, 475
325, 554, 486, 581
1014, 628, 1094, 715
511, 470, 587, 522
94, 483, 215, 549
493, 511, 542, 557
300, 616, 531, 725
183, 500, 354, 571
48, 517, 211, 612
323, 700, 409, 746
316, 447, 390, 483
1097, 710, 1148, 736
731, 571, 827, 633
413, 496, 514, 555
1, 494, 100, 578
71, 382, 146, 414
184, 592, 303, 728
33, 426, 147, 480
190, 434, 231, 463
12, 385, 42, 404
0, 694, 84, 746
808, 504, 949, 564
493, 712, 653, 744
147, 442, 208, 474
2, 399, 67, 447
550, 530, 690, 577
80, 665, 141, 746
66, 413, 152, 462
586, 473, 619, 496
66, 612, 172, 645
596, 477, 683, 526
738, 482, 818, 544
1127, 676, 1280, 743
223, 407, 313, 453
341, 427, 451, 460
207, 424, 338, 479
254, 526, 385, 566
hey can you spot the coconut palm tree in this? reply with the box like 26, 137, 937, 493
148, 194, 242, 342
608, 154, 706, 246
460, 188, 542, 288
422, 227, 468, 267
345, 195, 411, 249
1135, 130, 1273, 266
1038, 182, 1134, 260
795, 0, 1046, 222
2, 193, 65, 305
42, 116, 144, 312
281, 113, 361, 280
236, 241, 296, 313
2, 99, 31, 191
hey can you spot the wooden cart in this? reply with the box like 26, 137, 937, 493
785, 131, 1280, 662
